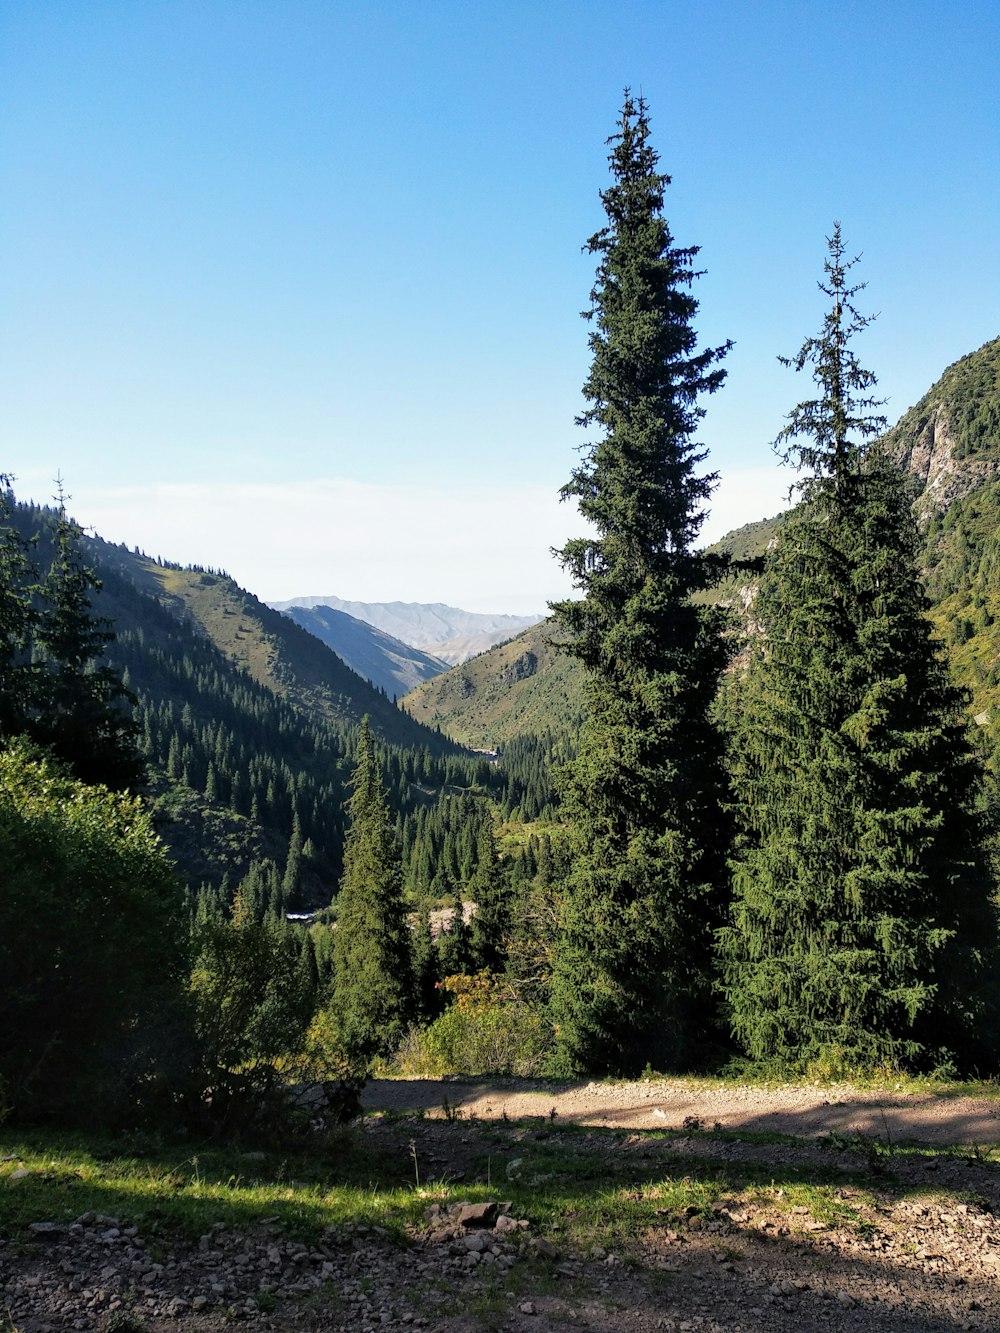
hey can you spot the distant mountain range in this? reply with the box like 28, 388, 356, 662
271, 595, 542, 666
281, 604, 448, 698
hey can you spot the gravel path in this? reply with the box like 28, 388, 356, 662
365, 1076, 1000, 1146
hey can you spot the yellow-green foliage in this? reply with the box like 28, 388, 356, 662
396, 973, 552, 1077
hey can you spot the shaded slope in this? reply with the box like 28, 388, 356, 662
281, 604, 448, 697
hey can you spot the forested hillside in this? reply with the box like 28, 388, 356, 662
5, 501, 552, 911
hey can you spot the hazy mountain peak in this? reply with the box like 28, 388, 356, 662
269, 595, 543, 664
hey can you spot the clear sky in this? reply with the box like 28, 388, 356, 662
3, 1, 998, 613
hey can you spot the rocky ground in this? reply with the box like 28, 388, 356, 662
4, 1079, 1000, 1332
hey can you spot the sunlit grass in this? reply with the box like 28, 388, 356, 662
0, 1131, 427, 1243
2, 1110, 996, 1263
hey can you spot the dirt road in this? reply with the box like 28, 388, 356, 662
365, 1075, 1000, 1146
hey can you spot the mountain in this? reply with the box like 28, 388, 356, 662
883, 336, 1000, 731
280, 603, 448, 698
404, 336, 1000, 751
6, 503, 488, 904
402, 619, 583, 750
92, 545, 449, 752
271, 595, 542, 665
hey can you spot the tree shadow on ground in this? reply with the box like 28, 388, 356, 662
363, 1077, 1000, 1146
3, 1116, 1000, 1331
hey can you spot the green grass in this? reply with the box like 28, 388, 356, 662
0, 1128, 426, 1244
3, 1111, 997, 1267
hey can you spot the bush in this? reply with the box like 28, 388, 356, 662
0, 741, 188, 1123
395, 974, 553, 1077
188, 892, 317, 1136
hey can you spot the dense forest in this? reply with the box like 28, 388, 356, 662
4, 93, 1000, 1136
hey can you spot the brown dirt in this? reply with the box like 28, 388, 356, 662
363, 1076, 1000, 1145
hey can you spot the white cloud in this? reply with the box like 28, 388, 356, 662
699, 464, 793, 545
62, 478, 586, 615
21, 468, 791, 615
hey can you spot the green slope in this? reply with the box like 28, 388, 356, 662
402, 620, 583, 750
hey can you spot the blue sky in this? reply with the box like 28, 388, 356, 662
3, 1, 998, 612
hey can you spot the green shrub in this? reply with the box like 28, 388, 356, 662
188, 890, 318, 1136
395, 974, 552, 1077
0, 741, 188, 1123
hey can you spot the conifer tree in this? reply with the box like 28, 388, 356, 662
329, 718, 414, 1072
282, 810, 304, 908
468, 817, 508, 973
33, 490, 144, 790
412, 900, 443, 1021
436, 899, 472, 978
721, 226, 999, 1071
0, 477, 38, 740
549, 92, 731, 1074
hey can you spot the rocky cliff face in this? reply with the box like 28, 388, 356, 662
886, 336, 1000, 518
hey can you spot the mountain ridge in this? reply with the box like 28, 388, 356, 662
271, 594, 542, 665
281, 603, 449, 698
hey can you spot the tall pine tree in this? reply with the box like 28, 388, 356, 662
468, 816, 508, 973
329, 719, 414, 1072
549, 93, 731, 1074
721, 226, 999, 1072
0, 477, 38, 740
33, 489, 144, 790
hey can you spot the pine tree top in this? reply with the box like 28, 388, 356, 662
775, 223, 889, 489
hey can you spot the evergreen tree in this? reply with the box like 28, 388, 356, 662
282, 810, 304, 908
412, 900, 443, 1021
468, 817, 508, 973
33, 490, 144, 789
329, 718, 414, 1071
721, 226, 999, 1071
436, 900, 472, 979
0, 478, 38, 740
549, 92, 731, 1074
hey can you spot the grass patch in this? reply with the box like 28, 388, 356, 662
3, 1110, 997, 1267
0, 1127, 426, 1244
